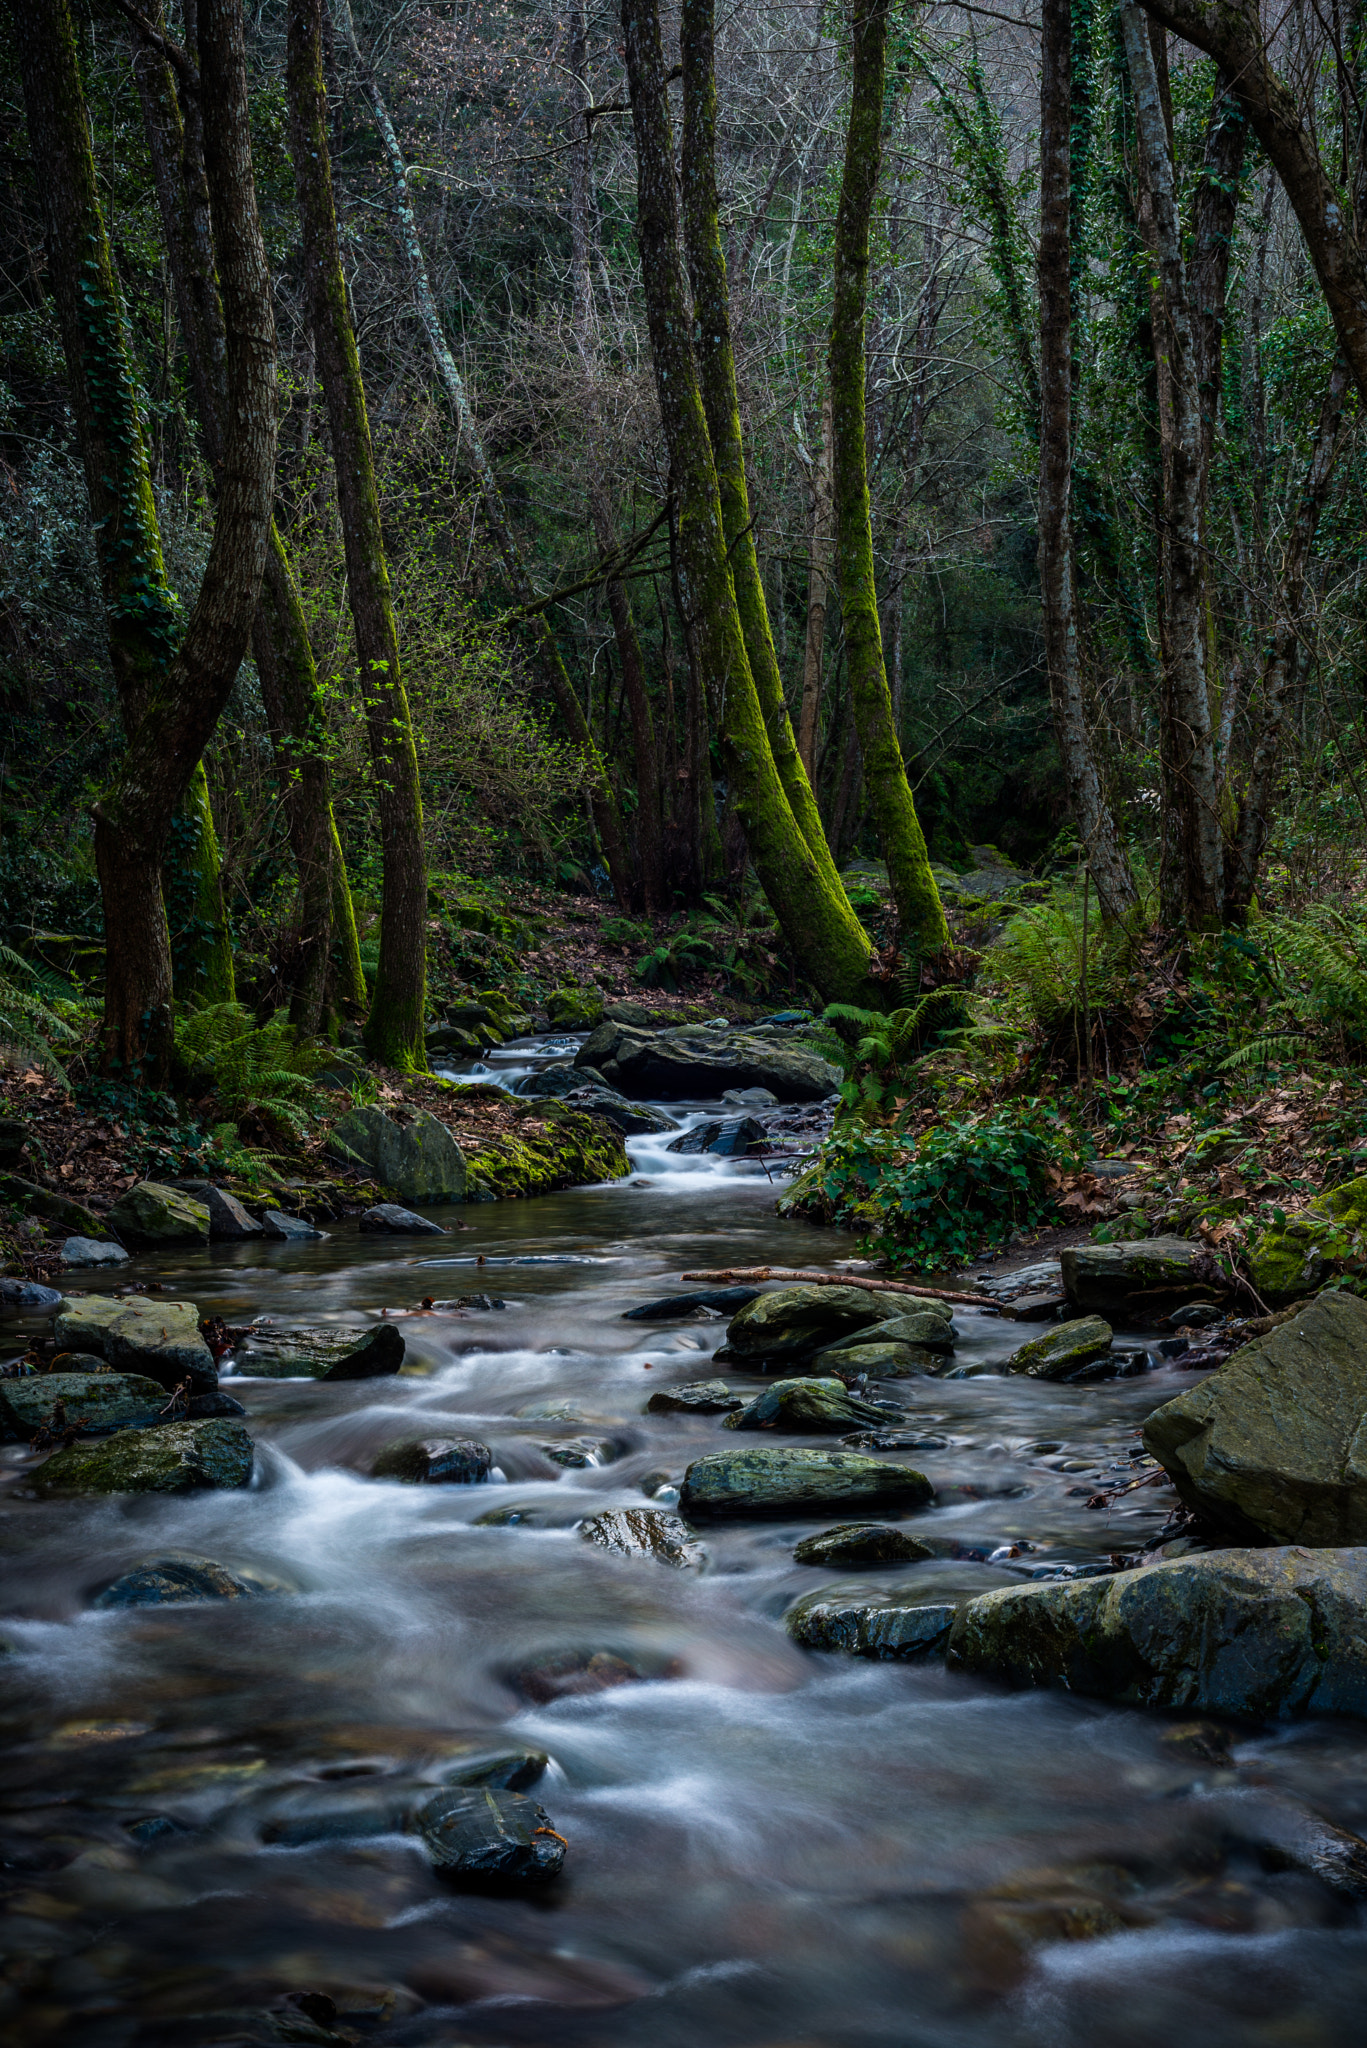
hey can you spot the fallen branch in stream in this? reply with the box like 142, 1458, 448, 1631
678, 1266, 993, 1306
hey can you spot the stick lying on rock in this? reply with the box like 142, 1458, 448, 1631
678, 1267, 991, 1307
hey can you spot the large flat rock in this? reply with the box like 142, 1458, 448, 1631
680, 1446, 933, 1517
0, 1371, 168, 1441
722, 1283, 893, 1366
34, 1418, 254, 1495
107, 1181, 210, 1247
55, 1295, 217, 1393
326, 1104, 466, 1202
1143, 1289, 1367, 1542
574, 1020, 838, 1102
946, 1547, 1367, 1719
1061, 1236, 1222, 1317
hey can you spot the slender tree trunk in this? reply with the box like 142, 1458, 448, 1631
286, 0, 426, 1068
14, 0, 277, 1077
1039, 0, 1139, 924
331, 0, 631, 907
829, 0, 948, 956
620, 0, 878, 1005
1226, 355, 1350, 916
796, 386, 834, 778
679, 0, 845, 894
132, 29, 358, 1029
1121, 3, 1222, 929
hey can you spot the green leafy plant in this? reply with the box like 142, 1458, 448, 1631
174, 1002, 356, 1142
0, 944, 79, 1083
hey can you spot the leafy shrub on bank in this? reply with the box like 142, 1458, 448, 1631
174, 1003, 356, 1142
795, 1106, 1079, 1269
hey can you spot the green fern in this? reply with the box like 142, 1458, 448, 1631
175, 1003, 357, 1141
0, 944, 78, 1083
987, 879, 1149, 1034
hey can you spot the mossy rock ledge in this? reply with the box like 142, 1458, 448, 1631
462, 1100, 628, 1200
946, 1547, 1367, 1719
1246, 1176, 1367, 1303
680, 1446, 933, 1518
720, 1284, 895, 1368
33, 1418, 254, 1495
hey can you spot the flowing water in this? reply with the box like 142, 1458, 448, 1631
3, 1048, 1367, 2046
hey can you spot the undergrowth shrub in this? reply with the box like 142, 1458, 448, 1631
174, 1003, 356, 1142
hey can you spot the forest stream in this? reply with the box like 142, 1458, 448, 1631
3, 1044, 1367, 2048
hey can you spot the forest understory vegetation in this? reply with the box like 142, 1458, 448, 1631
2, 0, 1367, 1293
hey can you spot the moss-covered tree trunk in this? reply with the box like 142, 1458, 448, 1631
678, 0, 848, 901
829, 0, 948, 958
14, 0, 276, 1078
621, 0, 879, 1006
286, 0, 426, 1068
133, 32, 359, 1030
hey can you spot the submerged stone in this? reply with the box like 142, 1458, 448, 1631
1003, 1316, 1113, 1380
505, 1648, 648, 1703
787, 1595, 957, 1659
359, 1204, 448, 1235
578, 1506, 705, 1568
417, 1786, 566, 1887
371, 1436, 491, 1484
680, 1446, 933, 1518
625, 1287, 760, 1321
792, 1522, 936, 1567
34, 1418, 254, 1495
94, 1554, 265, 1608
0, 1371, 167, 1442
722, 1376, 896, 1433
1143, 1289, 1367, 1542
946, 1546, 1367, 1718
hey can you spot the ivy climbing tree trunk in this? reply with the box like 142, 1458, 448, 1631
829, 0, 948, 957
330, 0, 631, 908
131, 27, 360, 1029
13, 0, 277, 1078
1038, 0, 1139, 924
620, 0, 879, 1006
679, 0, 847, 900
286, 0, 427, 1068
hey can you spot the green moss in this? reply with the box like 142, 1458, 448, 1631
1247, 1175, 1367, 1302
34, 1419, 254, 1495
463, 1101, 627, 1200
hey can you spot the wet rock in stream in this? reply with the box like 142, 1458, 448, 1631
263, 1207, 327, 1241
821, 1305, 956, 1359
358, 1203, 448, 1235
719, 1283, 897, 1368
721, 1376, 898, 1433
371, 1436, 491, 1484
1061, 1235, 1225, 1320
574, 1017, 838, 1101
786, 1593, 959, 1659
107, 1179, 210, 1247
680, 1446, 934, 1517
55, 1293, 218, 1392
317, 1324, 405, 1380
170, 1179, 264, 1239
32, 1417, 255, 1495
505, 1647, 652, 1703
644, 1379, 744, 1414
578, 1506, 705, 1568
94, 1554, 270, 1608
0, 1370, 168, 1440
624, 1285, 760, 1322
1003, 1315, 1114, 1380
416, 1786, 566, 1887
793, 1522, 936, 1566
817, 1341, 943, 1379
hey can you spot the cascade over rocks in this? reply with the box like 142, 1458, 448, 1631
946, 1547, 1367, 1718
574, 1019, 839, 1102
326, 1104, 467, 1202
1143, 1289, 1367, 1541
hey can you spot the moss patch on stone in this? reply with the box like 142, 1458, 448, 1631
462, 1100, 627, 1200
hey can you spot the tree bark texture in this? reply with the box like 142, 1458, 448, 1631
1038, 0, 1139, 924
331, 0, 631, 907
1226, 354, 1350, 916
14, 0, 277, 1076
796, 386, 834, 778
829, 0, 948, 956
679, 0, 846, 892
287, 0, 427, 1068
620, 0, 878, 1006
133, 30, 356, 1029
1121, 2, 1223, 929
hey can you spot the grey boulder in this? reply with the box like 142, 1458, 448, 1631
262, 1209, 326, 1241
319, 1324, 406, 1380
359, 1204, 448, 1235
33, 1417, 254, 1495
825, 1309, 955, 1356
574, 1019, 839, 1103
55, 1294, 217, 1393
1143, 1288, 1367, 1542
171, 1181, 264, 1239
326, 1104, 467, 1203
946, 1546, 1367, 1719
1003, 1315, 1113, 1380
107, 1181, 210, 1247
58, 1236, 131, 1270
644, 1379, 744, 1414
793, 1522, 935, 1566
787, 1595, 957, 1659
721, 1284, 894, 1366
1061, 1236, 1223, 1317
722, 1376, 897, 1433
680, 1446, 933, 1517
0, 1370, 168, 1442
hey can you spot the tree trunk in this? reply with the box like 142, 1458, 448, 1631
679, 0, 846, 895
132, 28, 357, 1029
829, 0, 948, 957
331, 0, 631, 907
1039, 0, 1139, 923
1121, 2, 1222, 929
620, 0, 878, 1006
14, 0, 277, 1078
286, 0, 426, 1068
1226, 355, 1350, 916
796, 386, 834, 778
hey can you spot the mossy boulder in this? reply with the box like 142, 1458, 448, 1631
326, 1105, 466, 1203
824, 1309, 955, 1356
721, 1284, 893, 1366
721, 1376, 896, 1433
1003, 1316, 1113, 1380
34, 1418, 254, 1495
575, 1019, 839, 1102
1247, 1177, 1367, 1303
0, 1371, 168, 1442
54, 1295, 217, 1393
107, 1181, 210, 1248
1143, 1289, 1367, 1542
546, 987, 604, 1030
787, 1594, 957, 1659
793, 1522, 935, 1566
1061, 1236, 1222, 1317
680, 1446, 933, 1517
462, 1099, 628, 1199
815, 1341, 942, 1378
946, 1547, 1367, 1719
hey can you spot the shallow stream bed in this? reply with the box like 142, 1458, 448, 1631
3, 1074, 1367, 2046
